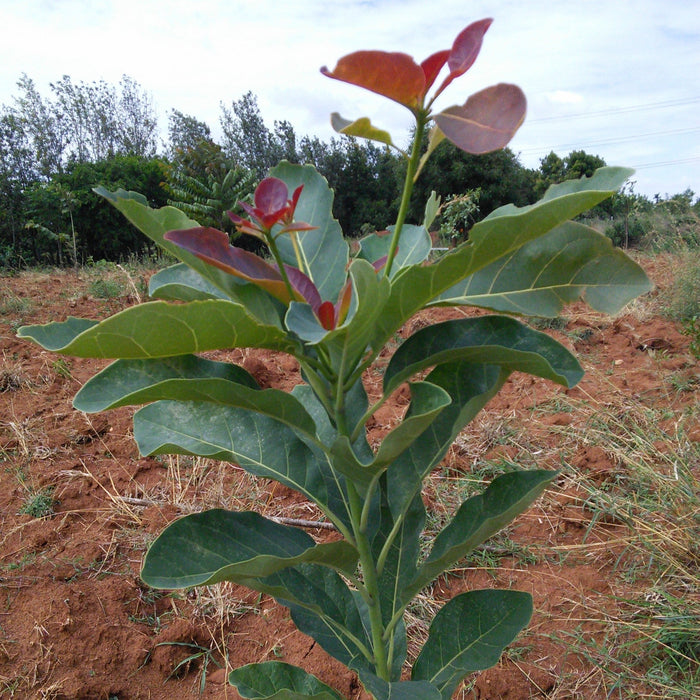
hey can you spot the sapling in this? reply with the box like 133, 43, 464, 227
19, 18, 652, 699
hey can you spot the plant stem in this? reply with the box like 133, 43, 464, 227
266, 234, 297, 304
347, 482, 390, 681
384, 113, 428, 277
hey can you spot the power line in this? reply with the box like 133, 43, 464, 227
518, 126, 700, 156
528, 96, 700, 123
631, 157, 700, 170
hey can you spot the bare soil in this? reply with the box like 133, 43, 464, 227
1, 255, 698, 699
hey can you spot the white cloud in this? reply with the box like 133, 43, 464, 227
1, 0, 698, 198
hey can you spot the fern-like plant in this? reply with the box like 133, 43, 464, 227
164, 164, 256, 234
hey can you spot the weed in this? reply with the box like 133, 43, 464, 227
158, 641, 222, 695
88, 277, 123, 299
0, 291, 32, 317
663, 249, 700, 321
18, 486, 56, 518
681, 315, 700, 359
530, 316, 569, 331
51, 358, 72, 380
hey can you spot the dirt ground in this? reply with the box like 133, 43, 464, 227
1, 255, 698, 699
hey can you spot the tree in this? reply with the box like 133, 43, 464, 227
535, 149, 607, 198
22, 155, 169, 263
13, 74, 66, 178
0, 109, 38, 261
411, 140, 535, 223
220, 92, 299, 177
167, 110, 212, 161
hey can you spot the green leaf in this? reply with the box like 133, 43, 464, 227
331, 113, 396, 149
385, 362, 508, 520
435, 220, 653, 315
18, 317, 98, 351
415, 126, 445, 182
369, 166, 634, 351
285, 302, 329, 344
423, 191, 441, 230
149, 262, 285, 326
370, 485, 424, 667
408, 470, 556, 597
318, 259, 391, 372
270, 162, 349, 302
329, 381, 451, 487
133, 401, 352, 530
73, 356, 318, 438
358, 671, 441, 700
74, 354, 256, 410
141, 510, 358, 588
148, 263, 229, 301
358, 224, 431, 270
18, 300, 298, 358
383, 316, 583, 397
412, 590, 533, 698
229, 661, 343, 700
251, 566, 374, 675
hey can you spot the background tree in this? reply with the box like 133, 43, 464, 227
220, 92, 300, 177
0, 110, 37, 261
411, 140, 536, 224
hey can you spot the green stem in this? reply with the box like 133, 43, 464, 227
266, 233, 297, 303
347, 482, 390, 681
384, 113, 428, 278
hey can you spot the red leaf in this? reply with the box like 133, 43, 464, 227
317, 301, 336, 331
321, 51, 426, 109
433, 83, 526, 154
254, 178, 289, 216
433, 18, 493, 99
421, 50, 450, 94
164, 227, 296, 304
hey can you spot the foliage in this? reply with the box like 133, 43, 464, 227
663, 250, 700, 333
535, 149, 607, 199
436, 190, 481, 244
17, 20, 652, 699
18, 155, 168, 264
164, 163, 256, 236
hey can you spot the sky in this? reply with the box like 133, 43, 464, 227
1, 0, 699, 200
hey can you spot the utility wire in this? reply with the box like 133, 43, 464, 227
518, 126, 700, 155
528, 96, 700, 122
632, 156, 700, 170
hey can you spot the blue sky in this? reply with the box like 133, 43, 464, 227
1, 0, 698, 199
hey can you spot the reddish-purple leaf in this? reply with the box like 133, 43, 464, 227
285, 266, 323, 311
254, 178, 289, 216
421, 50, 450, 94
433, 18, 493, 99
321, 51, 426, 109
164, 227, 297, 304
433, 83, 526, 154
317, 301, 336, 331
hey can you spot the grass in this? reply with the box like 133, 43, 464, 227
0, 291, 33, 317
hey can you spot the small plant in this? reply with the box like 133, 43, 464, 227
158, 641, 223, 695
88, 277, 124, 299
681, 315, 700, 359
18, 19, 651, 699
18, 486, 56, 518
